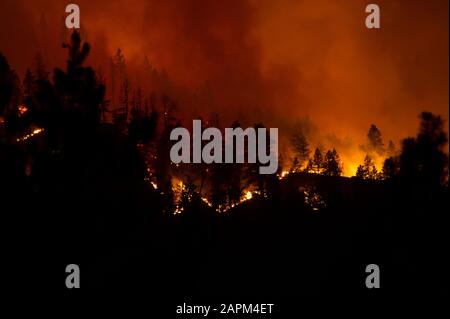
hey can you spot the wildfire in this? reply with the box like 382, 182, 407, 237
278, 170, 290, 180
300, 186, 326, 212
16, 128, 44, 142
172, 179, 186, 215
18, 105, 28, 116
344, 152, 386, 177
174, 206, 184, 214
201, 197, 213, 207
168, 176, 262, 214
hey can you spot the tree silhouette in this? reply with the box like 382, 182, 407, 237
0, 52, 14, 116
178, 176, 199, 212
0, 53, 22, 137
244, 122, 269, 196
323, 148, 343, 177
53, 30, 105, 134
210, 162, 228, 210
290, 157, 301, 173
291, 131, 310, 171
382, 156, 399, 180
226, 120, 245, 206
306, 147, 323, 174
365, 124, 384, 156
356, 155, 379, 179
399, 112, 448, 186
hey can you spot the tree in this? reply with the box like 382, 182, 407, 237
0, 53, 22, 137
225, 120, 245, 205
0, 53, 14, 115
355, 164, 366, 179
356, 155, 379, 179
210, 162, 228, 210
111, 48, 128, 125
290, 157, 301, 173
53, 30, 105, 133
381, 156, 398, 180
306, 147, 323, 174
178, 176, 198, 211
399, 112, 448, 186
365, 124, 384, 155
323, 148, 343, 177
291, 131, 310, 170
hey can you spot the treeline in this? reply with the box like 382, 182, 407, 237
1, 31, 448, 217
289, 118, 448, 186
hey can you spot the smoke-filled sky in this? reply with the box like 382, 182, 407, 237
0, 0, 448, 173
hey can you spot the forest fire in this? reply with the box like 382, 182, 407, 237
18, 105, 28, 116
0, 1, 447, 301
16, 128, 44, 142
170, 176, 261, 214
279, 170, 289, 180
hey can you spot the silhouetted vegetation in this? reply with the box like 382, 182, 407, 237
1, 31, 448, 301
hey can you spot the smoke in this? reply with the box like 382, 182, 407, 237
1, 0, 448, 175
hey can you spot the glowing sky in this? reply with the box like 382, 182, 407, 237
1, 0, 448, 174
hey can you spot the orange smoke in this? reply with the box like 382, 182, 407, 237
0, 0, 448, 165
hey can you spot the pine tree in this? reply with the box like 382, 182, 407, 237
366, 124, 384, 155
306, 147, 324, 174
323, 148, 343, 176
355, 155, 379, 179
0, 53, 13, 114
355, 164, 366, 179
291, 131, 310, 169
112, 48, 128, 125
382, 156, 398, 180
290, 157, 301, 173
399, 112, 448, 186
53, 30, 105, 134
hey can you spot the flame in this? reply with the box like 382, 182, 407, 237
174, 206, 184, 214
16, 128, 44, 142
201, 197, 213, 207
278, 170, 290, 180
18, 105, 28, 116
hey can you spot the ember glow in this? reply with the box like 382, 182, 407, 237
0, 0, 448, 301
1, 0, 447, 208
16, 128, 44, 142
18, 105, 28, 116
1, 1, 447, 158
